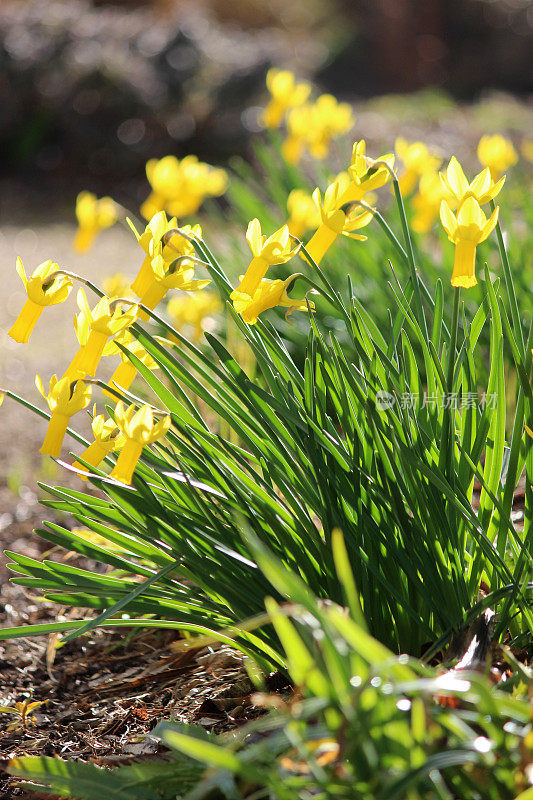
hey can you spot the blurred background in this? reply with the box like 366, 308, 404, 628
0, 0, 532, 210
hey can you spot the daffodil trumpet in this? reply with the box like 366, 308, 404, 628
9, 260, 74, 344
40, 412, 71, 458
305, 199, 377, 266
439, 196, 499, 288
112, 439, 145, 484
232, 272, 316, 325
108, 361, 138, 393
36, 374, 92, 457
110, 402, 171, 484
75, 331, 109, 377
10, 300, 45, 344
71, 442, 112, 478
103, 330, 159, 398
302, 181, 374, 266
65, 290, 139, 379
230, 220, 299, 312
72, 409, 125, 479
303, 225, 339, 266
129, 213, 190, 297
336, 142, 396, 207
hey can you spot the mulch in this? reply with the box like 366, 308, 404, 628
0, 498, 273, 799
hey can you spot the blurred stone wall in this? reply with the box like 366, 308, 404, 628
0, 0, 531, 207
321, 0, 533, 98
0, 0, 333, 202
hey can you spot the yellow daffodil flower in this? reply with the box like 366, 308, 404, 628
8, 259, 73, 343
303, 179, 374, 265
286, 189, 321, 238
36, 374, 92, 457
261, 68, 311, 129
137, 251, 209, 320
140, 155, 227, 220
167, 291, 222, 341
103, 272, 134, 298
441, 156, 505, 208
439, 197, 499, 288
64, 302, 93, 378
411, 171, 457, 234
73, 192, 118, 253
477, 134, 518, 180
306, 94, 354, 160
72, 407, 125, 478
281, 95, 353, 164
337, 141, 395, 206
233, 275, 315, 325
129, 213, 199, 298
395, 138, 442, 196
64, 290, 139, 379
110, 402, 171, 484
103, 330, 159, 397
230, 219, 298, 308
521, 140, 533, 163
282, 104, 312, 164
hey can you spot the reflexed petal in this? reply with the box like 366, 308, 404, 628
132, 405, 154, 442
446, 157, 469, 198
127, 217, 141, 242
35, 374, 46, 399
77, 288, 92, 318
485, 174, 505, 202
149, 415, 172, 442
246, 218, 262, 256
312, 187, 322, 212
267, 224, 289, 250
179, 279, 211, 292
468, 168, 491, 198
15, 257, 27, 287
480, 205, 499, 241
439, 201, 457, 238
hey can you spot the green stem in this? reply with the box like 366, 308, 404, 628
370, 207, 409, 263
296, 241, 352, 327
392, 179, 428, 342
491, 199, 524, 357
439, 287, 461, 545
446, 287, 461, 395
